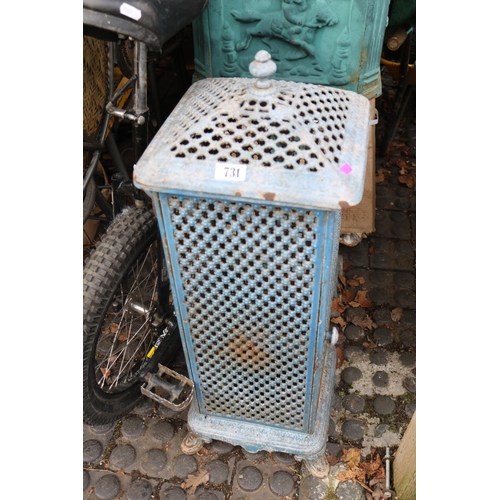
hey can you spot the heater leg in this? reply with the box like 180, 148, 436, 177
181, 431, 210, 455
299, 451, 330, 479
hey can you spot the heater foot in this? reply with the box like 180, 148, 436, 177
300, 452, 330, 478
181, 431, 210, 455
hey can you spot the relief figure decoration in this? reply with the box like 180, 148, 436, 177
230, 0, 338, 71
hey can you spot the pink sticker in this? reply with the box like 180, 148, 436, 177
340, 163, 352, 174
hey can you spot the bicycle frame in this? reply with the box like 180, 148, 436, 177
83, 0, 209, 224
83, 38, 150, 221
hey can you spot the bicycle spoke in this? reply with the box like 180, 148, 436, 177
95, 244, 160, 392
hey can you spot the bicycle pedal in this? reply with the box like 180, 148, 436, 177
141, 363, 194, 412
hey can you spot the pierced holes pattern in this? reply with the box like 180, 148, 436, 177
167, 196, 319, 430
167, 79, 351, 172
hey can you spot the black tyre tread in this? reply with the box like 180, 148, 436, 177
83, 206, 158, 425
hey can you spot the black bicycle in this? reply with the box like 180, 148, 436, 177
83, 0, 209, 425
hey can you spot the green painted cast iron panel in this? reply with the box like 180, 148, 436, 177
192, 0, 391, 99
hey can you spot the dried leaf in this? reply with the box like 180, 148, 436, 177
370, 481, 386, 500
336, 346, 344, 368
343, 260, 353, 272
339, 276, 347, 287
347, 276, 365, 287
197, 447, 208, 456
348, 301, 360, 308
182, 469, 209, 495
337, 468, 365, 483
331, 316, 346, 328
355, 479, 374, 494
362, 339, 377, 349
398, 173, 416, 189
332, 298, 346, 314
102, 322, 119, 335
354, 291, 373, 308
391, 307, 403, 322
396, 143, 410, 156
327, 454, 339, 466
100, 367, 111, 379
342, 289, 355, 303
360, 453, 385, 477
336, 450, 367, 483
341, 448, 361, 467
397, 160, 407, 170
118, 332, 128, 342
375, 168, 391, 183
352, 316, 377, 330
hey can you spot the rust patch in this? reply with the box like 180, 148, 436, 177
163, 237, 173, 268
263, 192, 276, 201
359, 47, 368, 68
234, 191, 242, 197
228, 334, 269, 369
349, 69, 360, 84
339, 201, 351, 209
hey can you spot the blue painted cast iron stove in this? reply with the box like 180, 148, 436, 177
134, 51, 370, 477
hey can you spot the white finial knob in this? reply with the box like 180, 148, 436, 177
249, 50, 277, 89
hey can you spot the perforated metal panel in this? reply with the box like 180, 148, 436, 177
162, 195, 324, 430
167, 78, 351, 173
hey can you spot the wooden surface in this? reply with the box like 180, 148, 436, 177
340, 97, 376, 235
393, 411, 416, 500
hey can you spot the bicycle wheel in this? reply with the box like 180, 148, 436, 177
83, 206, 180, 424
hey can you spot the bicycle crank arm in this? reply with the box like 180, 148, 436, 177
141, 364, 194, 412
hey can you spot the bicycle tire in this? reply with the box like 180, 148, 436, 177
83, 206, 180, 425
116, 39, 134, 79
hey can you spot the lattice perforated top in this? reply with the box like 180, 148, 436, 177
135, 51, 371, 211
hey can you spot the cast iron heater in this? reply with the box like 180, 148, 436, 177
134, 51, 370, 477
